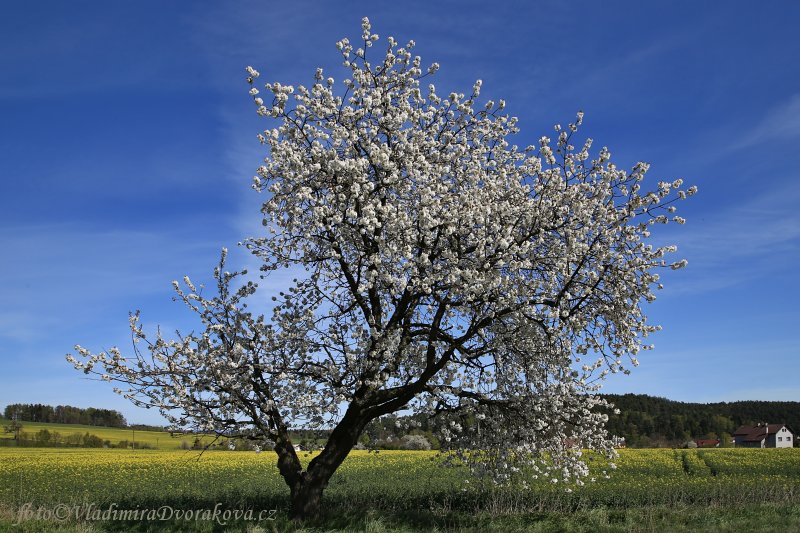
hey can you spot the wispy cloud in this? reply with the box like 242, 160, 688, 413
0, 224, 223, 340
0, 311, 49, 343
658, 183, 800, 295
733, 94, 800, 149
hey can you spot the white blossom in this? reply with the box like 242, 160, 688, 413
67, 18, 694, 503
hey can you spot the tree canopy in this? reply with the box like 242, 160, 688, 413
68, 17, 693, 518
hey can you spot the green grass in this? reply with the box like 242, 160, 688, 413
0, 418, 214, 449
2, 504, 799, 532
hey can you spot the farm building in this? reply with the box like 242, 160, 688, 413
733, 423, 794, 448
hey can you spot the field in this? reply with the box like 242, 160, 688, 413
0, 418, 215, 449
1, 448, 800, 531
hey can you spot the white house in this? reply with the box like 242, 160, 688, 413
733, 423, 794, 448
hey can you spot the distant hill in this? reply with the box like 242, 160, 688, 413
602, 394, 800, 447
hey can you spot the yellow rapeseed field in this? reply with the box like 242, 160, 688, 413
1, 448, 799, 513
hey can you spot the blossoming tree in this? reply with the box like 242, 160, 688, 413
68, 18, 694, 519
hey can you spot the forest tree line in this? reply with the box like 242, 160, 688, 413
603, 394, 800, 447
4, 395, 798, 449
353, 395, 800, 449
356, 395, 800, 449
3, 403, 127, 428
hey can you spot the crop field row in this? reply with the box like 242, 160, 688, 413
2, 448, 799, 518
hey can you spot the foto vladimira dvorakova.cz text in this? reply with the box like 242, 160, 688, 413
12, 502, 277, 525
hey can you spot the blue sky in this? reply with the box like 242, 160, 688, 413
2, 1, 798, 425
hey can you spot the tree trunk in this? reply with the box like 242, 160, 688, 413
280, 390, 420, 520
288, 470, 328, 520
282, 405, 370, 520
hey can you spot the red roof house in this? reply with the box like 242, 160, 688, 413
695, 439, 720, 448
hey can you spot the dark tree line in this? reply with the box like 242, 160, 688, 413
6, 395, 796, 449
602, 394, 800, 447
3, 404, 127, 428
